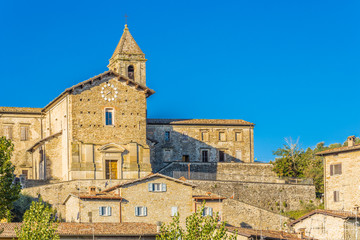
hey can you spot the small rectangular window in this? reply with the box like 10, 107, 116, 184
219, 132, 226, 141
163, 149, 172, 162
171, 207, 178, 217
165, 131, 170, 142
219, 150, 225, 162
182, 155, 189, 162
334, 191, 340, 202
99, 206, 112, 216
201, 150, 209, 162
105, 108, 114, 126
201, 131, 209, 142
235, 132, 242, 142
20, 126, 29, 141
330, 164, 342, 176
3, 125, 13, 140
202, 207, 213, 216
148, 183, 167, 192
135, 206, 147, 217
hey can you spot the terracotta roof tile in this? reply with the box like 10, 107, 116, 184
102, 173, 196, 193
147, 119, 254, 126
0, 107, 42, 114
316, 144, 360, 156
288, 209, 360, 227
0, 222, 157, 238
227, 227, 314, 240
73, 192, 122, 200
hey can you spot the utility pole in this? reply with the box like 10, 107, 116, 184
355, 205, 359, 240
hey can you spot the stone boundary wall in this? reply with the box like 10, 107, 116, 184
158, 162, 283, 183
223, 198, 290, 230
189, 180, 316, 212
22, 179, 127, 219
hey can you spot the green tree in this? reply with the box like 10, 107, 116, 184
157, 203, 236, 240
11, 194, 35, 222
0, 136, 21, 221
16, 198, 59, 240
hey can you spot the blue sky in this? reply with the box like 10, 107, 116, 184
1, 0, 360, 162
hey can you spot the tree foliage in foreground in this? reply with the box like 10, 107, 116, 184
16, 198, 59, 240
157, 203, 236, 240
0, 137, 21, 221
270, 137, 360, 194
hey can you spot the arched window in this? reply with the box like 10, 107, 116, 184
128, 65, 134, 80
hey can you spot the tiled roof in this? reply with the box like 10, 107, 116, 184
102, 173, 196, 193
71, 192, 121, 200
288, 209, 360, 227
43, 70, 155, 112
147, 119, 254, 126
0, 107, 42, 114
316, 144, 360, 156
111, 24, 144, 59
227, 227, 313, 240
0, 222, 157, 238
193, 192, 226, 200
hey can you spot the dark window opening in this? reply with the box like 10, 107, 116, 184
202, 150, 209, 162
219, 151, 225, 162
182, 155, 190, 162
128, 65, 134, 80
165, 131, 170, 142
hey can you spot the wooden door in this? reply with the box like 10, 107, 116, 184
105, 160, 118, 179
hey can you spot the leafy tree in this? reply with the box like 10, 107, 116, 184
11, 194, 35, 222
16, 198, 59, 240
271, 138, 354, 195
157, 203, 236, 240
0, 136, 21, 221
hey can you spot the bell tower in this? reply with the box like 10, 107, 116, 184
108, 24, 147, 86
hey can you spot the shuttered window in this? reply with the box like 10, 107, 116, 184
20, 126, 29, 141
3, 125, 13, 140
201, 131, 209, 142
99, 206, 112, 216
148, 183, 167, 192
330, 164, 342, 176
219, 132, 226, 141
202, 207, 213, 216
105, 108, 114, 126
135, 206, 147, 217
201, 150, 209, 162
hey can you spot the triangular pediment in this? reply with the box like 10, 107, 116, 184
98, 143, 126, 152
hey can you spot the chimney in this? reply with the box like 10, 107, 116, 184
297, 228, 305, 239
89, 186, 96, 195
156, 221, 162, 233
348, 136, 356, 147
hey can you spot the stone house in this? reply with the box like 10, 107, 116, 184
102, 173, 196, 225
0, 24, 254, 182
0, 222, 158, 239
193, 192, 226, 219
63, 190, 122, 223
289, 209, 360, 240
316, 136, 360, 211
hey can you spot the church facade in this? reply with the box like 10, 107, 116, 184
0, 25, 254, 181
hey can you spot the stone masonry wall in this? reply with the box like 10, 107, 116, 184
324, 151, 360, 211
223, 198, 290, 230
22, 179, 126, 219
159, 162, 282, 183
0, 112, 42, 177
189, 180, 316, 212
147, 124, 254, 172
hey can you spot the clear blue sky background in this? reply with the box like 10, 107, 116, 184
1, 0, 359, 162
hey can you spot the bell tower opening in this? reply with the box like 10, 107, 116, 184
128, 65, 134, 80
108, 25, 147, 86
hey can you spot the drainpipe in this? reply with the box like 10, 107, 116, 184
188, 163, 191, 179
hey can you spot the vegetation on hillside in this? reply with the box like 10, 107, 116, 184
270, 137, 360, 196
0, 137, 21, 221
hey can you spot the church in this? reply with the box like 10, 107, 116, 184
0, 25, 255, 181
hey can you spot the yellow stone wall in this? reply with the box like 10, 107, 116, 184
114, 177, 194, 225
324, 151, 360, 211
